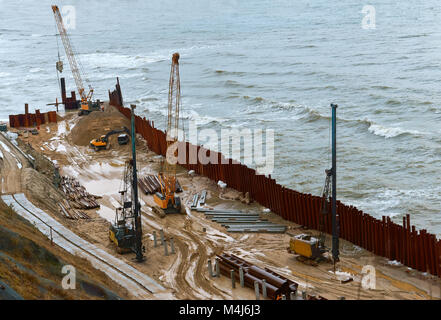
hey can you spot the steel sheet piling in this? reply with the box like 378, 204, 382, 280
108, 89, 441, 278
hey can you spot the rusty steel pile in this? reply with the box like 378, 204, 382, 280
108, 79, 441, 278
60, 176, 100, 210
138, 174, 182, 195
60, 77, 79, 110
9, 103, 57, 128
216, 253, 326, 300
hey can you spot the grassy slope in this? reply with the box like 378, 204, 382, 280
0, 199, 130, 300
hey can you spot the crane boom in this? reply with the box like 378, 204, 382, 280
52, 5, 98, 115
52, 5, 88, 100
153, 53, 182, 214
165, 52, 181, 184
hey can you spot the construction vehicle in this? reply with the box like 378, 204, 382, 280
288, 170, 331, 264
109, 105, 144, 261
289, 104, 340, 265
52, 5, 101, 115
90, 127, 130, 151
153, 53, 182, 214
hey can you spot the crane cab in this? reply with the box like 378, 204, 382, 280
153, 192, 181, 214
109, 208, 136, 254
79, 99, 101, 116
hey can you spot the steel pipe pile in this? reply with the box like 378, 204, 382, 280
109, 79, 441, 278
216, 253, 324, 300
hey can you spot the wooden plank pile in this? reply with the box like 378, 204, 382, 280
60, 176, 100, 210
58, 200, 90, 220
138, 174, 182, 195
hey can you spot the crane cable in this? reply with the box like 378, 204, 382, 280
54, 19, 62, 94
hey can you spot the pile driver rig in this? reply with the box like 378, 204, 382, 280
153, 53, 182, 214
109, 105, 144, 262
289, 104, 340, 265
52, 5, 101, 115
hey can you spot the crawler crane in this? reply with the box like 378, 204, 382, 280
153, 53, 182, 214
52, 5, 100, 115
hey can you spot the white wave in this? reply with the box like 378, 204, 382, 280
0, 72, 11, 78
29, 67, 42, 73
136, 96, 228, 127
80, 52, 168, 69
368, 123, 422, 138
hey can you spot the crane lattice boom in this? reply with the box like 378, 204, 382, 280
163, 53, 181, 196
52, 5, 92, 102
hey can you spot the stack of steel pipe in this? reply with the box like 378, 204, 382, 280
216, 253, 322, 300
109, 80, 441, 278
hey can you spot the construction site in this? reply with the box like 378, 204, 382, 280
1, 5, 441, 302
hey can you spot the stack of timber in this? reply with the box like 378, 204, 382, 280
58, 200, 90, 220
60, 176, 100, 210
138, 174, 182, 195
196, 208, 286, 233
216, 253, 326, 300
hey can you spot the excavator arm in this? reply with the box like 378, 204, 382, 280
103, 127, 130, 142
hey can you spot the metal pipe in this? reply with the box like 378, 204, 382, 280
170, 237, 175, 254
215, 259, 220, 277
160, 229, 165, 245
208, 260, 213, 277
130, 104, 143, 262
331, 103, 339, 262
290, 291, 295, 300
262, 279, 267, 299
164, 239, 168, 256
239, 267, 244, 287
254, 281, 260, 300
153, 231, 157, 247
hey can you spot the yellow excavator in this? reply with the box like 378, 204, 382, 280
90, 127, 130, 151
153, 53, 182, 214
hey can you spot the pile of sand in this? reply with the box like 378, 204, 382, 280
68, 104, 130, 147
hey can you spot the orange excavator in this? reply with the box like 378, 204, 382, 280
153, 53, 182, 214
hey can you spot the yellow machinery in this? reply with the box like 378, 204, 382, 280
52, 5, 100, 115
289, 170, 332, 263
153, 53, 182, 214
109, 105, 144, 262
289, 234, 326, 262
90, 127, 130, 151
